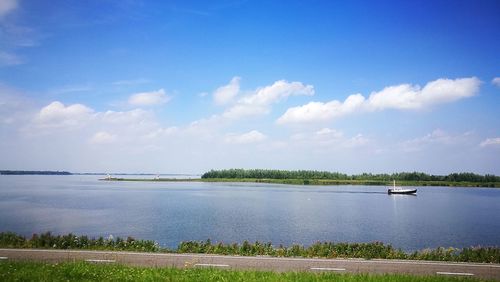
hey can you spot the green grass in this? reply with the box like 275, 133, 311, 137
0, 261, 493, 282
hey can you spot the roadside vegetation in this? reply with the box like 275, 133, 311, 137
0, 261, 494, 282
1, 232, 499, 264
178, 240, 500, 263
0, 232, 160, 252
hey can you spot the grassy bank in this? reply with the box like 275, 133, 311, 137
0, 261, 493, 282
102, 177, 500, 187
1, 232, 499, 263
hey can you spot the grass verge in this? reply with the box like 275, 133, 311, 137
0, 261, 493, 282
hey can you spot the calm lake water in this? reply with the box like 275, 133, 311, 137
1, 175, 499, 251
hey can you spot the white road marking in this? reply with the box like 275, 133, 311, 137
194, 263, 230, 268
437, 272, 474, 276
0, 257, 8, 260
310, 267, 346, 271
85, 259, 116, 263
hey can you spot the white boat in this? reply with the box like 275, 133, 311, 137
387, 180, 417, 195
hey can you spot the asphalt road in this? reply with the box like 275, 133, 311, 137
1, 248, 499, 280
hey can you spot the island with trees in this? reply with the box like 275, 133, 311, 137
103, 169, 500, 188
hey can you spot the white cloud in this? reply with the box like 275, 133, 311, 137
222, 104, 269, 119
35, 101, 94, 128
0, 0, 17, 18
183, 114, 229, 142
223, 80, 314, 119
98, 109, 151, 124
31, 101, 160, 134
344, 134, 369, 148
290, 128, 369, 149
291, 128, 340, 143
492, 77, 500, 88
213, 76, 240, 105
277, 77, 481, 124
144, 127, 178, 139
241, 80, 314, 105
368, 77, 480, 110
189, 79, 314, 125
128, 89, 170, 106
0, 84, 33, 125
0, 51, 22, 66
89, 131, 117, 144
480, 137, 500, 147
224, 130, 267, 144
315, 127, 344, 138
399, 129, 470, 152
277, 94, 365, 124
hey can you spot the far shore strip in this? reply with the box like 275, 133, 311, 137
99, 177, 500, 188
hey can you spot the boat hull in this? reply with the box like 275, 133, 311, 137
388, 188, 417, 195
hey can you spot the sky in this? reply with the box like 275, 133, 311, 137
0, 0, 499, 174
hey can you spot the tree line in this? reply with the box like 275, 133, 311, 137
201, 169, 500, 183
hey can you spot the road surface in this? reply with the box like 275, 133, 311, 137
1, 248, 499, 280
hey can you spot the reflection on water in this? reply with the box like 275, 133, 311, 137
0, 175, 499, 251
321, 190, 387, 194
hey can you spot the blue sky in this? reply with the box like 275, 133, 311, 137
0, 0, 499, 174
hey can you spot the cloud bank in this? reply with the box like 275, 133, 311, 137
222, 80, 314, 120
1, 75, 497, 174
291, 128, 369, 149
35, 101, 94, 128
480, 138, 500, 147
213, 76, 240, 105
128, 89, 170, 106
224, 130, 267, 144
0, 0, 17, 18
492, 77, 500, 88
277, 77, 481, 124
89, 131, 116, 144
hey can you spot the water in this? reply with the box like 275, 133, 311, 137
0, 175, 499, 251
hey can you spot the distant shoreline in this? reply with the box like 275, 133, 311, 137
0, 170, 198, 177
0, 170, 72, 175
100, 177, 500, 188
3, 169, 498, 188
